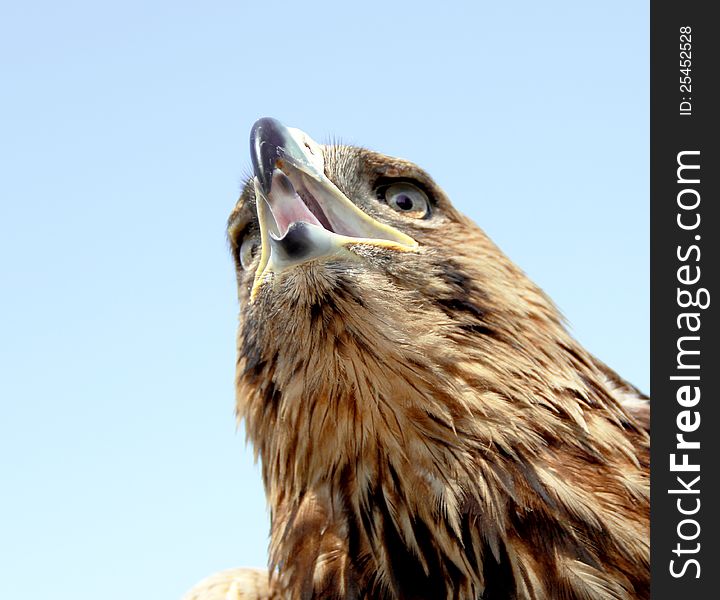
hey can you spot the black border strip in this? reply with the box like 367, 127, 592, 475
651, 2, 718, 597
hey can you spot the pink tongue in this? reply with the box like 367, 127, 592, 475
267, 171, 322, 238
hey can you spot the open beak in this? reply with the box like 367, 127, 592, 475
249, 117, 418, 299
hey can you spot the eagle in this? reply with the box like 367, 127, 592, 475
183, 118, 650, 600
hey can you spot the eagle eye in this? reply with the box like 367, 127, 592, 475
239, 235, 259, 270
378, 182, 430, 219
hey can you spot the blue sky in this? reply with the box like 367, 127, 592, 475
0, 2, 648, 598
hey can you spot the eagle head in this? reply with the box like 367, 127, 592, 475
225, 118, 649, 600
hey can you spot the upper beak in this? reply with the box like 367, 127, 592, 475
248, 117, 418, 299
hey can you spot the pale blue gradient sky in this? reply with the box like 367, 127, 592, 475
0, 2, 648, 599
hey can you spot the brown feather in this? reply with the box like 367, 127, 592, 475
202, 142, 649, 600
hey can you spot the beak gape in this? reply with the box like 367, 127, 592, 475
249, 117, 417, 299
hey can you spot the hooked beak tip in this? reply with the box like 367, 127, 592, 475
250, 117, 288, 195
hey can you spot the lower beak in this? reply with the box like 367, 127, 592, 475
248, 118, 417, 299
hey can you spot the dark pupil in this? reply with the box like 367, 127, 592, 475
394, 193, 415, 210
